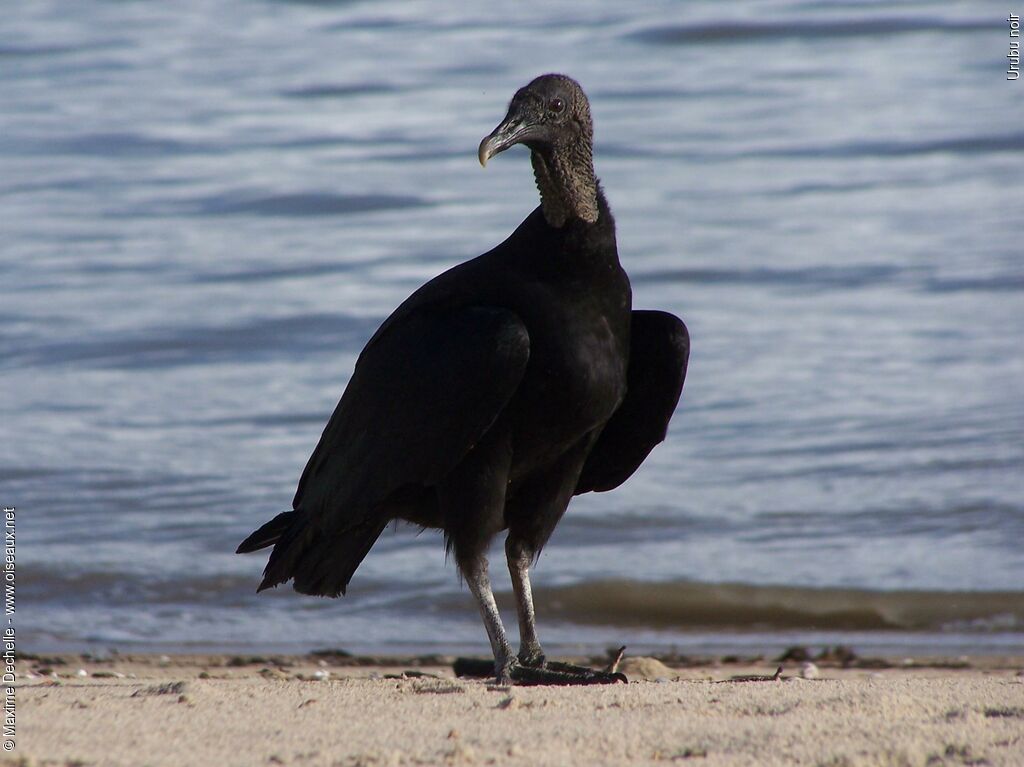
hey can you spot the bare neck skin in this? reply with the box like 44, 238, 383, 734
531, 144, 599, 228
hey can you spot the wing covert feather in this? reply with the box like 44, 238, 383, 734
293, 305, 530, 529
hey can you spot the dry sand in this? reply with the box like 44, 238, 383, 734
11, 653, 1024, 766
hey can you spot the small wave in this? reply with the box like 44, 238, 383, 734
188, 254, 397, 284
633, 264, 903, 290
923, 274, 1024, 294
282, 82, 399, 99
629, 17, 992, 46
0, 466, 66, 482
0, 44, 88, 57
592, 85, 744, 102
184, 411, 330, 429
593, 133, 1024, 163
766, 179, 885, 196
0, 39, 126, 58
322, 15, 407, 32
513, 580, 1024, 632
755, 133, 1024, 160
24, 563, 417, 609
191, 261, 360, 285
22, 568, 266, 607
192, 192, 429, 217
433, 62, 508, 77
44, 132, 216, 158
2, 312, 376, 370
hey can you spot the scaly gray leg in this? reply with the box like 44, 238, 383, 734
506, 537, 545, 667
463, 555, 515, 684
499, 536, 627, 686
463, 550, 627, 686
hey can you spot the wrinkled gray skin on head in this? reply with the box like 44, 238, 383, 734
479, 74, 599, 228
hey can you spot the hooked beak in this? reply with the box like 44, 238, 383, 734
478, 111, 538, 167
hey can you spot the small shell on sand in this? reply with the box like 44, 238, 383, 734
618, 657, 678, 681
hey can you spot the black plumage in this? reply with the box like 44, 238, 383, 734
238, 74, 689, 684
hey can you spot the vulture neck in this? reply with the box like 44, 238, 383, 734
531, 142, 599, 228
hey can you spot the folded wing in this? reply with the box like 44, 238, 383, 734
575, 310, 689, 494
258, 305, 531, 596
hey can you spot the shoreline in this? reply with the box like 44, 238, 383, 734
19, 648, 1024, 674
17, 651, 1024, 766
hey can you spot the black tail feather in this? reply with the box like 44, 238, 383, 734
293, 519, 388, 597
236, 510, 296, 554
256, 516, 387, 597
241, 503, 386, 597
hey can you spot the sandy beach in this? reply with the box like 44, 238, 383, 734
12, 652, 1024, 766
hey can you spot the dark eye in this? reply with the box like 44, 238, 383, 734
548, 98, 565, 114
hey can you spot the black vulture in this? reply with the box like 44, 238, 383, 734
237, 74, 689, 685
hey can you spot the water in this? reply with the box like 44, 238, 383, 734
4, 0, 1022, 657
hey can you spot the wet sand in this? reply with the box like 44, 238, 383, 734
13, 652, 1024, 766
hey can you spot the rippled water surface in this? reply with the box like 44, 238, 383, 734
5, 0, 1022, 655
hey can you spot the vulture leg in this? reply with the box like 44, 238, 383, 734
458, 545, 625, 686
506, 537, 545, 667
503, 536, 627, 686
463, 555, 515, 684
